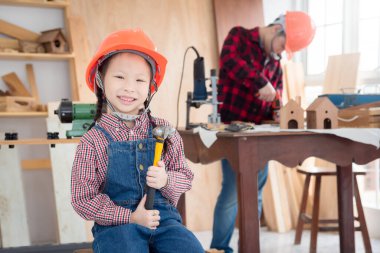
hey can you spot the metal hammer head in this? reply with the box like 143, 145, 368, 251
152, 126, 175, 140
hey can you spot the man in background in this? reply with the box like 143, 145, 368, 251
211, 11, 316, 253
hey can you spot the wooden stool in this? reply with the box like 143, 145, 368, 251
294, 166, 372, 253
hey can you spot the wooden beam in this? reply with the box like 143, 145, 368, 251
2, 72, 31, 96
26, 64, 40, 103
21, 159, 51, 170
0, 138, 79, 146
0, 19, 40, 41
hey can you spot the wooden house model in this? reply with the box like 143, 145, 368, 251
306, 97, 338, 129
38, 28, 68, 53
280, 99, 304, 129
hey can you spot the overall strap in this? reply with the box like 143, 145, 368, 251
93, 124, 114, 142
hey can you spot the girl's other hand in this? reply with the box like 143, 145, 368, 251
130, 195, 160, 229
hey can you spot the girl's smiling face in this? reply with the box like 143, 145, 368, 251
104, 52, 151, 115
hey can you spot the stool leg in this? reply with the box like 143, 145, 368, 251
295, 174, 311, 244
354, 176, 372, 253
310, 176, 321, 253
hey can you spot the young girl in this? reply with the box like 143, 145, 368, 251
71, 29, 204, 253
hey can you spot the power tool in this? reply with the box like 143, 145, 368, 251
54, 99, 96, 138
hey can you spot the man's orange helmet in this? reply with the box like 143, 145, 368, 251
284, 11, 316, 59
86, 29, 167, 93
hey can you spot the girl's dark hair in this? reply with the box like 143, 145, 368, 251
88, 57, 111, 130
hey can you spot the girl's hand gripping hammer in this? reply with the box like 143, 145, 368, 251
145, 126, 175, 210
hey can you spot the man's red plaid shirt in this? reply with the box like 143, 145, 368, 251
217, 26, 283, 124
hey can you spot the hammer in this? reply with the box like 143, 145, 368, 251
145, 126, 175, 210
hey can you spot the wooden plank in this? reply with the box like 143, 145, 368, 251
0, 37, 19, 50
323, 53, 360, 94
0, 138, 79, 146
283, 61, 306, 107
0, 51, 75, 60
25, 64, 40, 103
46, 102, 90, 243
262, 161, 292, 232
0, 111, 48, 117
0, 147, 31, 247
0, 96, 35, 112
2, 72, 31, 96
21, 159, 51, 170
0, 19, 40, 41
66, 15, 93, 102
0, 0, 68, 8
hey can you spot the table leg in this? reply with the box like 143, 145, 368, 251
337, 165, 355, 252
237, 158, 260, 253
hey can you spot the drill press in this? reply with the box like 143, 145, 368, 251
186, 68, 221, 129
54, 99, 96, 138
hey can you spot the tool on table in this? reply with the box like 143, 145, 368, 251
255, 89, 282, 123
271, 90, 282, 122
186, 68, 221, 129
54, 99, 97, 138
145, 126, 175, 210
182, 47, 221, 129
224, 122, 255, 132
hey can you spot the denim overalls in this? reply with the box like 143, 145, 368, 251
91, 123, 204, 253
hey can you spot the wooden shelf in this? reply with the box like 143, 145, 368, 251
0, 138, 79, 145
0, 51, 75, 61
0, 111, 48, 117
0, 0, 68, 8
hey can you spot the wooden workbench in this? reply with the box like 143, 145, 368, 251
178, 129, 379, 253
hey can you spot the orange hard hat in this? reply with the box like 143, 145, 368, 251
285, 11, 316, 59
86, 29, 167, 93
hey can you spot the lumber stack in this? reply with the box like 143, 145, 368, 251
0, 65, 46, 112
338, 101, 380, 128
0, 19, 68, 54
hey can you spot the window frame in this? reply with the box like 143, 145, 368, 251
301, 0, 380, 88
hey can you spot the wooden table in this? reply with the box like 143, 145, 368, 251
178, 130, 380, 253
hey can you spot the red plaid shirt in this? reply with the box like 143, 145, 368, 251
71, 113, 193, 226
217, 26, 283, 124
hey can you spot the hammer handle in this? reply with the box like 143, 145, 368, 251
145, 137, 164, 210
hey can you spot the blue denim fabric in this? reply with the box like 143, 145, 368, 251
210, 159, 269, 253
92, 125, 203, 253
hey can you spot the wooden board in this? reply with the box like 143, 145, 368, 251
0, 96, 35, 112
323, 53, 360, 94
68, 0, 221, 231
25, 64, 40, 103
21, 159, 51, 170
282, 61, 306, 107
0, 146, 31, 247
46, 102, 92, 243
262, 161, 292, 232
0, 37, 19, 50
0, 19, 40, 41
2, 72, 31, 97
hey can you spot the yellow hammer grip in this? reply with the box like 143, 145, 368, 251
153, 137, 164, 166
